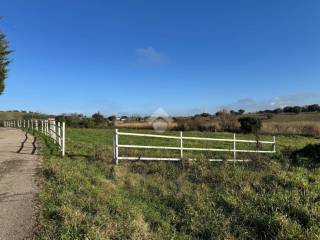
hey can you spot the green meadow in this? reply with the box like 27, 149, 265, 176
36, 128, 320, 239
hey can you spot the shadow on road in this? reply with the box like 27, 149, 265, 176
16, 133, 37, 155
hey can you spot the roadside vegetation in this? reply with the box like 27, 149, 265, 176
36, 128, 320, 239
0, 110, 48, 121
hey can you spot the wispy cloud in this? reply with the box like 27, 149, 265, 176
220, 92, 320, 112
135, 47, 167, 64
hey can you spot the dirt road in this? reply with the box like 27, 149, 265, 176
0, 128, 38, 240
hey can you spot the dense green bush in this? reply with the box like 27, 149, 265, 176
56, 114, 100, 128
92, 112, 106, 126
239, 117, 262, 133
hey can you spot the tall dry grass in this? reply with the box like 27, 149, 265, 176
115, 118, 220, 132
262, 121, 320, 137
115, 118, 320, 137
115, 121, 178, 130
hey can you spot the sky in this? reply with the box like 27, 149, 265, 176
1, 0, 320, 116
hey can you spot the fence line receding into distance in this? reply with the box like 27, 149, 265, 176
113, 129, 276, 164
3, 119, 65, 156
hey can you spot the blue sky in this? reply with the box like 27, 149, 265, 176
1, 0, 320, 116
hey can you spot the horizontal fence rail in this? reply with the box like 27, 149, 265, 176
113, 129, 276, 164
3, 119, 65, 156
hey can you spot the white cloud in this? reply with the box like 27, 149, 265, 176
135, 47, 167, 64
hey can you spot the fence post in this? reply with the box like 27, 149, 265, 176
112, 129, 115, 162
273, 136, 276, 153
180, 131, 183, 160
57, 122, 61, 147
114, 129, 119, 165
62, 122, 65, 157
53, 121, 56, 143
49, 121, 52, 138
233, 133, 236, 161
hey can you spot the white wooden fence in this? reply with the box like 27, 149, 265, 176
113, 129, 276, 164
3, 119, 65, 156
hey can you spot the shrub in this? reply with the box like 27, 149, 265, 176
266, 113, 273, 119
291, 144, 320, 168
217, 110, 239, 132
239, 117, 262, 134
92, 112, 105, 126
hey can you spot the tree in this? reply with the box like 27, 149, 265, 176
238, 117, 262, 134
292, 106, 302, 114
108, 115, 117, 121
92, 112, 105, 126
0, 29, 11, 95
199, 112, 211, 117
273, 108, 283, 114
283, 106, 294, 113
238, 109, 245, 115
307, 104, 320, 112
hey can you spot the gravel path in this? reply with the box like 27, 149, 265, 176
0, 128, 38, 240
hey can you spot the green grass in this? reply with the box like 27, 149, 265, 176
36, 128, 320, 239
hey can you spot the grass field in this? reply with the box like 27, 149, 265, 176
36, 128, 320, 239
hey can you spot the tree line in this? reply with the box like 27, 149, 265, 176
257, 104, 320, 114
